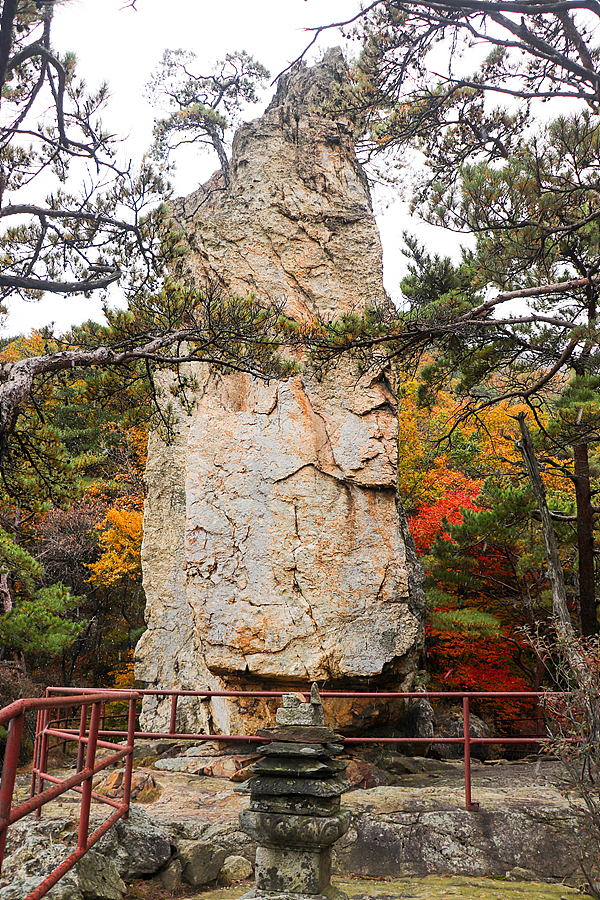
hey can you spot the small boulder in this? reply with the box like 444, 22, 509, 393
506, 866, 540, 882
111, 806, 171, 879
402, 697, 435, 756
345, 759, 394, 789
77, 851, 125, 900
160, 858, 183, 891
95, 771, 160, 802
431, 708, 492, 761
177, 840, 228, 887
210, 757, 242, 779
379, 754, 424, 775
220, 855, 253, 884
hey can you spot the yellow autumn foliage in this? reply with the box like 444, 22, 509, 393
0, 330, 47, 363
88, 507, 143, 587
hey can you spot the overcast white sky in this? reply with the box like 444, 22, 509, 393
4, 0, 461, 336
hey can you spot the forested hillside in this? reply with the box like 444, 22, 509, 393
0, 330, 147, 702
0, 0, 598, 705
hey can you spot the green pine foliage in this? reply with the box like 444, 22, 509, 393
0, 526, 83, 663
0, 584, 82, 657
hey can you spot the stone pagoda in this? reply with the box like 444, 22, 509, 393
237, 685, 350, 900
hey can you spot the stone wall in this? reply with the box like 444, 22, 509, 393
135, 50, 425, 735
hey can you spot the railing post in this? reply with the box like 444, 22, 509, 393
77, 700, 101, 853
463, 696, 479, 811
35, 707, 50, 820
122, 697, 137, 820
76, 704, 88, 774
169, 694, 178, 736
61, 706, 68, 755
0, 710, 24, 871
30, 708, 42, 802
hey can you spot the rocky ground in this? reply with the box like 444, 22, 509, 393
3, 742, 595, 900
125, 875, 589, 900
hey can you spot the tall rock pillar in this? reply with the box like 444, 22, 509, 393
135, 50, 424, 735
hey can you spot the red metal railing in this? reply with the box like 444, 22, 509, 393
44, 687, 550, 812
0, 690, 139, 900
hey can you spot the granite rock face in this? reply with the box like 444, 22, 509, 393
136, 49, 424, 735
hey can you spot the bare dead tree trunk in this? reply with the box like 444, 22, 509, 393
573, 439, 598, 636
516, 413, 573, 636
0, 573, 11, 614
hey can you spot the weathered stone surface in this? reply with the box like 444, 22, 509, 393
257, 727, 341, 743
136, 49, 424, 736
160, 858, 183, 891
255, 845, 333, 895
77, 852, 125, 900
184, 743, 211, 756
249, 794, 342, 817
240, 810, 351, 849
0, 876, 82, 900
237, 775, 350, 797
154, 756, 204, 774
220, 855, 254, 884
178, 840, 229, 887
163, 875, 591, 900
0, 812, 166, 897
276, 692, 325, 727
259, 742, 336, 758
506, 867, 540, 882
345, 760, 395, 790
334, 799, 590, 884
96, 770, 160, 802
377, 754, 423, 776
401, 696, 435, 756
0, 818, 82, 899
7, 754, 590, 895
111, 806, 171, 879
249, 757, 347, 777
431, 709, 492, 761
93, 807, 170, 880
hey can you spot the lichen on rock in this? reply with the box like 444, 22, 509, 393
135, 49, 425, 735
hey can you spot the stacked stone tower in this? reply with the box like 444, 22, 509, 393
238, 686, 350, 900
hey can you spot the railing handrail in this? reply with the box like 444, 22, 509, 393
0, 685, 565, 898
45, 686, 552, 699
0, 690, 140, 900
46, 685, 553, 811
0, 690, 139, 726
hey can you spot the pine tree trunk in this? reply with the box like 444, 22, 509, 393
573, 439, 598, 635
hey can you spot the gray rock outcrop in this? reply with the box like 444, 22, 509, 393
0, 808, 171, 900
135, 49, 425, 735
